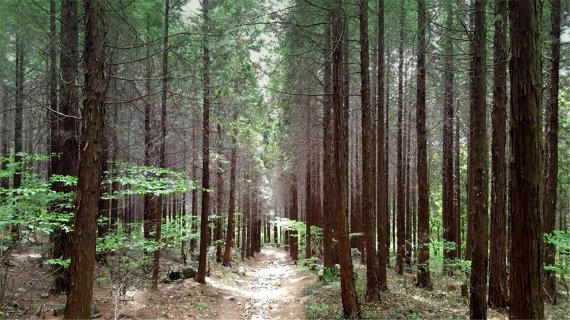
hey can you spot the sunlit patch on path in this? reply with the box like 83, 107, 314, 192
210, 248, 310, 320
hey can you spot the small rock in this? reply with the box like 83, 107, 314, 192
41, 293, 49, 299
237, 301, 242, 305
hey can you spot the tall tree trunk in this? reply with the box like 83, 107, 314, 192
468, 0, 489, 317
215, 124, 224, 263
415, 0, 431, 289
333, 1, 361, 317
48, 0, 57, 179
289, 175, 299, 260
488, 0, 508, 309
305, 157, 312, 259
52, 0, 80, 287
404, 106, 412, 269
376, 0, 388, 291
322, 11, 336, 268
196, 0, 210, 284
395, 0, 405, 276
152, 0, 170, 289
1, 90, 8, 200
384, 40, 391, 269
454, 115, 461, 259
359, 0, 379, 300
441, 0, 456, 275
143, 18, 156, 240
509, 0, 544, 318
12, 31, 24, 242
191, 127, 198, 253
64, 0, 106, 316
544, 0, 560, 305
223, 114, 238, 266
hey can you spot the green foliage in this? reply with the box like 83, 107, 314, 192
544, 231, 570, 279
0, 154, 74, 250
103, 161, 198, 199
322, 267, 339, 283
43, 257, 71, 268
306, 303, 341, 320
428, 238, 470, 282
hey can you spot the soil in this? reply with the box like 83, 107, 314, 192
0, 245, 313, 320
210, 249, 309, 320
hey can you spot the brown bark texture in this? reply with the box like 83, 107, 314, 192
376, 0, 388, 291
441, 0, 457, 275
333, 0, 361, 317
415, 0, 431, 289
488, 0, 508, 309
544, 0, 560, 305
64, 0, 106, 317
509, 0, 544, 318
468, 1, 489, 318
196, 0, 210, 284
395, 1, 405, 276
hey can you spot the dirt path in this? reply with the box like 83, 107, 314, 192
210, 248, 311, 320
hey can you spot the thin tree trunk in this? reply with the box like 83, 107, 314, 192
488, 0, 508, 309
215, 124, 224, 263
376, 0, 388, 291
544, 0, 560, 305
223, 114, 238, 266
64, 0, 106, 316
191, 127, 198, 254
322, 10, 336, 268
152, 0, 169, 289
333, 1, 361, 317
415, 0, 431, 289
11, 31, 24, 242
290, 175, 299, 260
359, 0, 379, 300
196, 0, 210, 284
395, 0, 405, 275
454, 115, 461, 259
441, 0, 456, 275
468, 0, 489, 317
143, 18, 156, 240
52, 0, 80, 288
305, 157, 312, 259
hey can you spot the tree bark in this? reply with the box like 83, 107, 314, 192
395, 0, 405, 276
544, 0, 560, 305
196, 0, 210, 284
333, 1, 361, 317
152, 0, 170, 289
215, 124, 224, 263
223, 114, 238, 266
454, 115, 461, 259
509, 0, 544, 318
322, 10, 336, 268
488, 0, 508, 309
415, 0, 431, 289
376, 0, 388, 291
359, 0, 379, 300
441, 0, 457, 275
143, 18, 157, 241
468, 0, 489, 317
289, 175, 299, 261
305, 157, 312, 259
64, 0, 106, 317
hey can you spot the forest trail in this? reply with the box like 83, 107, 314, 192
211, 248, 310, 320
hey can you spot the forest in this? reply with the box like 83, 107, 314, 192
0, 0, 568, 319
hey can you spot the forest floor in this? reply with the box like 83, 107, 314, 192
0, 244, 311, 319
1, 244, 568, 319
304, 256, 570, 319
